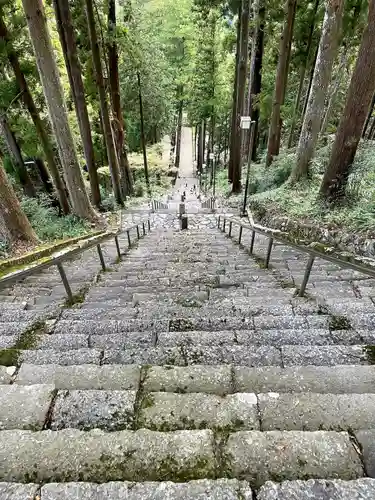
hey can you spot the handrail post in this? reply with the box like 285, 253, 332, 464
136, 225, 140, 239
239, 226, 243, 245
148, 219, 151, 231
223, 219, 226, 232
97, 244, 106, 271
127, 230, 131, 248
114, 235, 121, 260
265, 238, 273, 268
218, 215, 221, 228
57, 262, 73, 302
250, 230, 255, 254
299, 255, 315, 297
142, 222, 146, 236
229, 221, 233, 238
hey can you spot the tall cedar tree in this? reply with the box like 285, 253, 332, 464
0, 114, 36, 197
84, 0, 123, 205
319, 0, 375, 204
108, 0, 134, 196
228, 15, 241, 183
232, 0, 250, 193
21, 0, 97, 221
266, 0, 297, 166
287, 0, 320, 148
0, 10, 70, 214
290, 0, 344, 183
0, 159, 38, 246
53, 0, 101, 208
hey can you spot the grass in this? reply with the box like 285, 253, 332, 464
217, 140, 375, 234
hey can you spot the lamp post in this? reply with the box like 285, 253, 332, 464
241, 119, 256, 217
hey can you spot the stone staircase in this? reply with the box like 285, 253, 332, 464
0, 212, 375, 498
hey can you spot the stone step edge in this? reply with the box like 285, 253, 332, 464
0, 429, 365, 485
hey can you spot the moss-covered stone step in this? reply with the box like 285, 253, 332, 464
0, 429, 363, 485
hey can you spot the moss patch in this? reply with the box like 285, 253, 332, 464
0, 320, 46, 366
329, 315, 352, 331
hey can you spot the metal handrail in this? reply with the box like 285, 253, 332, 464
201, 197, 215, 210
217, 214, 375, 296
152, 200, 168, 211
0, 218, 152, 302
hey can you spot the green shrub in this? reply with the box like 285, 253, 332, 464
21, 195, 89, 241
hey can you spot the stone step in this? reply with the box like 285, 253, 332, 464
257, 479, 375, 499
1, 479, 254, 499
0, 429, 363, 485
14, 364, 375, 394
3, 344, 370, 367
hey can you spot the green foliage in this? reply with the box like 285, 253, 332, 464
20, 195, 89, 241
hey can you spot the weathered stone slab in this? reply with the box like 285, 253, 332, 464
41, 479, 253, 499
169, 317, 254, 332
15, 364, 140, 390
183, 346, 281, 366
139, 392, 258, 431
236, 329, 332, 346
54, 320, 118, 335
259, 393, 375, 431
37, 334, 88, 350
0, 384, 54, 430
102, 347, 185, 365
257, 479, 375, 499
90, 332, 154, 349
143, 366, 232, 395
117, 320, 169, 333
282, 345, 368, 366
254, 316, 307, 330
235, 365, 375, 394
158, 331, 235, 347
0, 336, 17, 349
0, 366, 15, 385
0, 482, 39, 499
51, 390, 136, 430
0, 429, 216, 482
224, 431, 363, 487
355, 430, 375, 477
19, 349, 101, 365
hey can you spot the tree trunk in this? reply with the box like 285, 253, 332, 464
137, 72, 150, 194
244, 0, 260, 160
197, 122, 203, 172
290, 0, 344, 183
363, 90, 375, 137
228, 15, 241, 183
0, 10, 70, 214
53, 0, 101, 208
22, 0, 97, 220
84, 0, 123, 205
287, 0, 320, 148
301, 42, 319, 122
369, 117, 375, 139
0, 115, 36, 198
232, 0, 251, 193
175, 85, 184, 169
0, 159, 38, 246
319, 51, 348, 135
250, 3, 265, 161
266, 0, 297, 166
319, 0, 375, 204
107, 0, 134, 197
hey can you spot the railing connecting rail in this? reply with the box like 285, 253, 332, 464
217, 214, 375, 297
152, 200, 168, 211
201, 198, 215, 210
0, 218, 151, 302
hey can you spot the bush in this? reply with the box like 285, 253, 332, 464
21, 195, 89, 241
134, 182, 144, 197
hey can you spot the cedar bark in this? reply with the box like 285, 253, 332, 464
0, 10, 70, 214
232, 0, 251, 193
228, 15, 241, 183
84, 0, 123, 205
0, 115, 36, 198
175, 85, 184, 170
0, 159, 38, 246
363, 91, 375, 138
108, 0, 134, 196
290, 0, 344, 183
21, 0, 97, 220
266, 0, 297, 166
287, 0, 320, 148
53, 0, 101, 208
319, 0, 375, 204
137, 72, 150, 194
